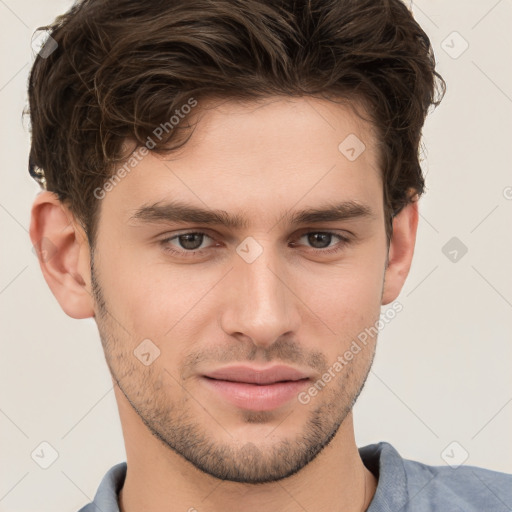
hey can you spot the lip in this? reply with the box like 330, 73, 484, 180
204, 364, 311, 384
201, 364, 312, 411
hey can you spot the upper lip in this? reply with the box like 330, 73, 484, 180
203, 365, 311, 385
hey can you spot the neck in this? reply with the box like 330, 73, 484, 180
116, 388, 377, 512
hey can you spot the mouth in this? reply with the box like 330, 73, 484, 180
201, 365, 312, 411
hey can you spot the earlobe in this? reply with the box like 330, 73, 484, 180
381, 199, 419, 305
29, 191, 95, 319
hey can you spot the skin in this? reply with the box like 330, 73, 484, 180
30, 96, 418, 512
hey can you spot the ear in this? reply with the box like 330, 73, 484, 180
381, 198, 419, 305
29, 191, 95, 319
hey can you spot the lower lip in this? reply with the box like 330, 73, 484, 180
201, 377, 310, 411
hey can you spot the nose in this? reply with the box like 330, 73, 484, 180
218, 243, 301, 349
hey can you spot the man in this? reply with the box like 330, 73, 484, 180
27, 0, 511, 511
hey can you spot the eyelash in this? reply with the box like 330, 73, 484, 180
158, 230, 351, 258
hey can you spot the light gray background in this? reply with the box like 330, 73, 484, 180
1, 1, 511, 511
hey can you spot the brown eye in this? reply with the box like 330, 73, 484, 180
176, 233, 206, 250
292, 231, 350, 254
160, 231, 215, 257
305, 232, 335, 249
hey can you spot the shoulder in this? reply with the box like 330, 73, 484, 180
76, 462, 127, 512
360, 442, 512, 512
402, 456, 512, 511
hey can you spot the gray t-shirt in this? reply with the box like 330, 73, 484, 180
77, 442, 512, 511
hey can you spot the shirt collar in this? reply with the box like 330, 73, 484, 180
360, 442, 409, 512
87, 442, 409, 512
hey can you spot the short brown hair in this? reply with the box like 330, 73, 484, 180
27, 0, 446, 247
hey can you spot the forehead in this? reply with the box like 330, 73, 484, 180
173, 95, 379, 169
101, 95, 383, 227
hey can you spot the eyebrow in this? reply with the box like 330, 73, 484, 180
128, 199, 376, 229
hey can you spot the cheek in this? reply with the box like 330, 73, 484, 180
307, 245, 385, 302
98, 229, 386, 348
100, 251, 220, 347
293, 251, 385, 356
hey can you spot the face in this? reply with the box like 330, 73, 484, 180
90, 96, 388, 483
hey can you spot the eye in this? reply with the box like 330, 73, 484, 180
158, 230, 351, 259
160, 232, 214, 255
291, 231, 351, 254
